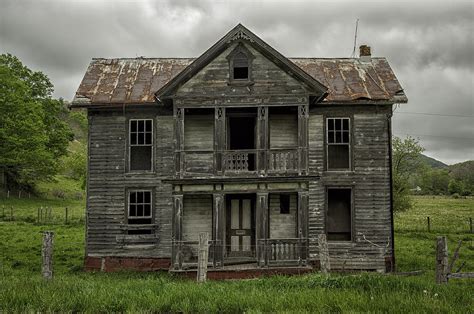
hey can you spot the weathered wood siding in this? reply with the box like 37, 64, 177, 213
307, 106, 392, 270
87, 108, 174, 258
182, 195, 213, 241
269, 194, 297, 238
269, 114, 298, 148
184, 115, 214, 150
176, 42, 308, 100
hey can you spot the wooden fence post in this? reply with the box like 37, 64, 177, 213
42, 231, 54, 280
197, 232, 209, 282
2, 205, 4, 218
427, 217, 431, 232
10, 206, 13, 221
470, 218, 472, 234
37, 207, 40, 223
65, 207, 68, 224
436, 236, 448, 284
318, 234, 331, 273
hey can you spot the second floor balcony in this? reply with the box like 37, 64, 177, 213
175, 106, 308, 178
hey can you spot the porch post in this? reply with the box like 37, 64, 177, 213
298, 191, 309, 264
172, 194, 184, 269
298, 105, 309, 175
213, 193, 225, 268
256, 106, 268, 174
214, 107, 226, 175
174, 107, 185, 178
256, 192, 269, 266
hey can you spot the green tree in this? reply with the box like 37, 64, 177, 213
392, 136, 424, 211
0, 54, 73, 189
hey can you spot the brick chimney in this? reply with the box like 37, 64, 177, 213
359, 45, 371, 62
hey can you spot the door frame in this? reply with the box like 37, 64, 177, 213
225, 194, 256, 257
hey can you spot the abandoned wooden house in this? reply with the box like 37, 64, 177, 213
71, 24, 407, 277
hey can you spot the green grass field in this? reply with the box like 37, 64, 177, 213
0, 195, 473, 312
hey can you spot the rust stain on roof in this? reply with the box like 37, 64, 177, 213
72, 57, 406, 106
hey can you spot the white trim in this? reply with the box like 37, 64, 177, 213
128, 118, 154, 172
326, 117, 351, 171
128, 189, 153, 219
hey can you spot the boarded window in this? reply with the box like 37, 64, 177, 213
130, 119, 153, 171
233, 52, 248, 79
327, 188, 352, 241
327, 118, 350, 170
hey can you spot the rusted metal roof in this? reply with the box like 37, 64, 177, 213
72, 57, 407, 106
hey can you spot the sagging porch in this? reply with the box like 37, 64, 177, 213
170, 186, 309, 271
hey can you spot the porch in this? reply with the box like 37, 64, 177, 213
171, 189, 309, 271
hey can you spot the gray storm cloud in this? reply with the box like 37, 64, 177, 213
1, 0, 472, 164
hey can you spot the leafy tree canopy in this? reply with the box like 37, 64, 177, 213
392, 136, 424, 211
0, 53, 73, 189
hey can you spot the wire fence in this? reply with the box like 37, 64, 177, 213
0, 204, 85, 225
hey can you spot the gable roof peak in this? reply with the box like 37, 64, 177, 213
155, 24, 328, 100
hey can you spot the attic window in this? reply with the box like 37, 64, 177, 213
233, 52, 248, 80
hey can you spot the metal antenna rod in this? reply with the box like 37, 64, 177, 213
351, 18, 359, 58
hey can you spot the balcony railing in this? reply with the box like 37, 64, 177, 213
178, 148, 301, 176
258, 238, 308, 266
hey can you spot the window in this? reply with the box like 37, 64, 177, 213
326, 118, 350, 170
327, 188, 352, 241
279, 194, 290, 214
129, 119, 153, 171
233, 52, 248, 79
128, 190, 152, 226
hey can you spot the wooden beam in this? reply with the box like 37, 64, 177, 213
318, 234, 330, 273
174, 106, 184, 177
214, 107, 226, 174
172, 194, 184, 269
213, 193, 225, 267
298, 105, 309, 175
256, 106, 268, 174
298, 191, 309, 263
436, 236, 448, 284
197, 232, 209, 282
256, 192, 269, 266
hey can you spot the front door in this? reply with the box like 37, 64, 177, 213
227, 197, 255, 257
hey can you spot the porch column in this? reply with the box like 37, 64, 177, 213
256, 106, 268, 174
174, 107, 184, 177
298, 191, 309, 263
172, 194, 183, 269
298, 105, 309, 175
256, 192, 269, 266
214, 107, 226, 175
213, 193, 225, 267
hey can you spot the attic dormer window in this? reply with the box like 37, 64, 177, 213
233, 52, 248, 80
227, 44, 254, 85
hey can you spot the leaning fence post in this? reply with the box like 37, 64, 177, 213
436, 236, 448, 284
42, 231, 54, 280
318, 234, 331, 273
197, 232, 209, 282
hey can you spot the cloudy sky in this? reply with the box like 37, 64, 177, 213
1, 0, 473, 164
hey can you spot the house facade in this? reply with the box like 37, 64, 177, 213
72, 24, 407, 276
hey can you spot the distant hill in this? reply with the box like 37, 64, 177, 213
419, 154, 448, 169
449, 160, 474, 184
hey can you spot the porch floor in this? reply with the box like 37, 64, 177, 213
170, 264, 314, 280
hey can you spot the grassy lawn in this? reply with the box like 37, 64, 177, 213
0, 195, 472, 312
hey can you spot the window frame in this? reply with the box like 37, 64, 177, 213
325, 117, 352, 171
128, 118, 154, 173
325, 186, 354, 243
226, 44, 255, 86
126, 189, 153, 221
